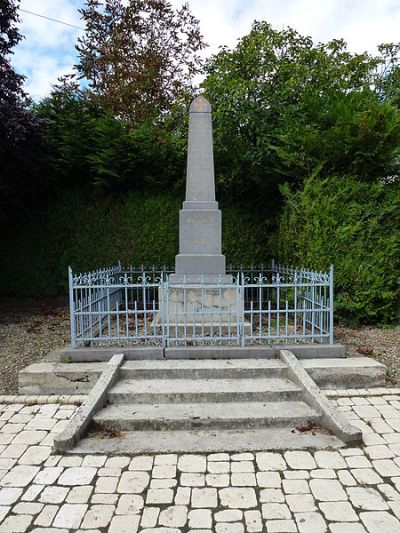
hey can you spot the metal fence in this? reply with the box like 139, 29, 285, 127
68, 262, 334, 348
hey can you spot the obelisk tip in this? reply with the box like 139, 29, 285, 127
190, 95, 211, 113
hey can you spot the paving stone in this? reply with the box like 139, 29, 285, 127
117, 471, 150, 493
13, 502, 43, 515
208, 453, 230, 461
215, 523, 244, 533
146, 488, 174, 504
0, 465, 39, 487
0, 487, 23, 504
98, 467, 121, 477
265, 519, 297, 532
260, 489, 285, 503
181, 473, 205, 486
53, 503, 87, 529
154, 454, 178, 465
328, 523, 367, 533
188, 508, 212, 528
34, 504, 58, 527
206, 473, 230, 487
58, 467, 97, 486
80, 504, 115, 529
159, 505, 188, 527
109, 514, 140, 533
256, 472, 281, 487
0, 514, 33, 532
58, 456, 82, 467
231, 473, 256, 486
231, 461, 254, 473
365, 445, 395, 460
347, 487, 389, 510
311, 469, 337, 479
175, 487, 191, 505
215, 509, 243, 521
314, 451, 347, 469
351, 468, 383, 485
346, 455, 372, 468
309, 479, 347, 501
338, 470, 357, 486
152, 465, 177, 478
105, 456, 130, 469
296, 512, 327, 533
0, 506, 10, 524
378, 483, 400, 500
283, 479, 310, 494
39, 486, 69, 504
0, 444, 27, 459
178, 455, 206, 473
219, 488, 257, 509
66, 485, 93, 503
150, 478, 177, 489
261, 503, 291, 519
319, 501, 358, 521
256, 453, 286, 471
129, 455, 153, 471
81, 455, 107, 468
25, 417, 57, 431
33, 467, 63, 485
245, 509, 263, 532
12, 431, 47, 446
91, 493, 118, 504
95, 476, 119, 493
116, 494, 144, 514
191, 487, 217, 508
284, 470, 310, 479
141, 506, 160, 527
21, 485, 43, 501
284, 451, 317, 469
286, 494, 316, 512
373, 459, 400, 477
208, 461, 230, 473
360, 511, 400, 532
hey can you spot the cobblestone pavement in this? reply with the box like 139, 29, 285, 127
2, 393, 400, 531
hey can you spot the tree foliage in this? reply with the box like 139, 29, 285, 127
0, 0, 43, 217
57, 0, 205, 125
202, 22, 400, 211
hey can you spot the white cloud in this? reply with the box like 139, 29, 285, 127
11, 0, 400, 99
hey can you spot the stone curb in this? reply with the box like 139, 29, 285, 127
280, 349, 362, 445
53, 353, 125, 453
0, 394, 87, 405
325, 387, 400, 397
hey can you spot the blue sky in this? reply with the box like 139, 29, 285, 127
13, 0, 400, 99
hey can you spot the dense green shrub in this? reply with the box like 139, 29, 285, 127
0, 192, 269, 297
276, 174, 400, 324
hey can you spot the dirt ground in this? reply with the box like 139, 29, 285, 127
0, 297, 398, 394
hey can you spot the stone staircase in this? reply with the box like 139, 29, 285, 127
70, 358, 349, 454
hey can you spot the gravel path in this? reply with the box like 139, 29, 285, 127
0, 297, 398, 394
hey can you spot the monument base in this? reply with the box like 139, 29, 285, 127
154, 282, 248, 332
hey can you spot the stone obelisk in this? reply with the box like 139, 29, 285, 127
169, 95, 231, 284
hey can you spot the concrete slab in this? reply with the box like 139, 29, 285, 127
303, 357, 386, 389
72, 427, 345, 454
59, 345, 163, 362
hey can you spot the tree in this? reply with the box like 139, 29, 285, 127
201, 22, 400, 212
0, 0, 43, 216
57, 0, 206, 125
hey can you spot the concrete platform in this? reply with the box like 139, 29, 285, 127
74, 427, 345, 454
19, 356, 386, 395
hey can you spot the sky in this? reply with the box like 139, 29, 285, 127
13, 0, 400, 99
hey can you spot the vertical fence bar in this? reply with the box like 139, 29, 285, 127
329, 264, 334, 344
68, 267, 76, 348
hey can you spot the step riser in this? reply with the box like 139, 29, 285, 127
94, 414, 320, 432
108, 389, 303, 404
120, 367, 288, 380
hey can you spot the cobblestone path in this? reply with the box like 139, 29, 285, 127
2, 392, 400, 532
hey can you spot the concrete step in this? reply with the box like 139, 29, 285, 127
109, 377, 301, 404
74, 427, 344, 454
93, 400, 320, 431
120, 358, 287, 380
